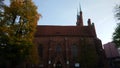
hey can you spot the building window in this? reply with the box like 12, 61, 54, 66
38, 44, 43, 57
75, 63, 80, 67
56, 45, 61, 53
48, 60, 51, 64
71, 44, 78, 57
66, 60, 69, 64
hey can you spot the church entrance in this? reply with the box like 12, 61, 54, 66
55, 61, 62, 68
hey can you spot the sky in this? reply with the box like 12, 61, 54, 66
4, 0, 120, 44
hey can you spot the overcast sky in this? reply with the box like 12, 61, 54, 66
4, 0, 120, 44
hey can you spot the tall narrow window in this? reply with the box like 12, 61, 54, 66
56, 45, 61, 53
38, 44, 43, 57
71, 44, 78, 57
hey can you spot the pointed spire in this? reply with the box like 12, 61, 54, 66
88, 18, 91, 26
79, 2, 82, 12
77, 8, 79, 16
76, 2, 83, 26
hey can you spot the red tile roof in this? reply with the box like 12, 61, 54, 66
35, 25, 96, 37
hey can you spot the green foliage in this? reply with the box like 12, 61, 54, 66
0, 0, 5, 25
0, 0, 4, 9
113, 5, 120, 48
113, 23, 120, 47
115, 5, 120, 20
0, 0, 40, 67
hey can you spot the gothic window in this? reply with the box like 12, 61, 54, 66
56, 45, 61, 53
71, 44, 78, 57
38, 44, 43, 57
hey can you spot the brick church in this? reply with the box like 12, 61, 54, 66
34, 8, 107, 68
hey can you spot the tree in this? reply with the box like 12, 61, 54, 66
113, 23, 120, 48
0, 0, 40, 67
113, 5, 120, 47
0, 0, 4, 9
115, 5, 120, 20
0, 0, 5, 24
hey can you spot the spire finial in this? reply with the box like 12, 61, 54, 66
76, 1, 83, 26
79, 2, 82, 12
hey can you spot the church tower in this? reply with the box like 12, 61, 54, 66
76, 5, 83, 26
32, 3, 108, 68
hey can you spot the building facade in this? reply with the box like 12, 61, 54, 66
34, 9, 107, 68
104, 42, 120, 58
103, 42, 120, 68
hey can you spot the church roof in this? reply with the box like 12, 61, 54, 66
35, 25, 96, 37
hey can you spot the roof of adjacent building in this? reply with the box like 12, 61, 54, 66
103, 42, 120, 58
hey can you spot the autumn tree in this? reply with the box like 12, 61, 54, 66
0, 0, 5, 24
0, 0, 40, 67
113, 5, 120, 48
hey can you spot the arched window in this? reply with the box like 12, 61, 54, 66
71, 44, 78, 57
56, 45, 61, 53
38, 44, 43, 57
